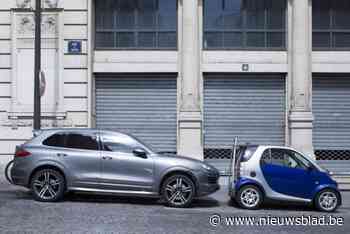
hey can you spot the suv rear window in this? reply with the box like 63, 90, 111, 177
66, 133, 98, 151
43, 132, 99, 151
43, 133, 65, 147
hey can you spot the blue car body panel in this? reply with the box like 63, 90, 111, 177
235, 174, 340, 203
261, 164, 314, 199
260, 163, 338, 200
234, 177, 264, 194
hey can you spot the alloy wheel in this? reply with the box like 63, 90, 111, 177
164, 176, 194, 207
240, 187, 260, 208
318, 191, 338, 211
32, 170, 63, 201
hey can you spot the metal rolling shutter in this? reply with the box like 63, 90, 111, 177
313, 75, 350, 174
95, 74, 177, 153
204, 74, 286, 159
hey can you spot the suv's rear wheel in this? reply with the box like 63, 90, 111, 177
161, 174, 195, 208
30, 169, 65, 202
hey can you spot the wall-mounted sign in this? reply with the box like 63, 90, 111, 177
68, 40, 82, 54
242, 63, 249, 72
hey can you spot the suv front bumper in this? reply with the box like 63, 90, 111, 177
195, 170, 220, 197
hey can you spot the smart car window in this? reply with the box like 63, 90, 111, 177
292, 151, 312, 168
279, 149, 306, 170
240, 146, 258, 162
43, 133, 66, 148
260, 149, 271, 165
65, 133, 98, 151
270, 149, 285, 167
285, 155, 299, 168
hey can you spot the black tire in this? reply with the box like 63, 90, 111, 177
30, 169, 65, 202
236, 185, 263, 210
161, 174, 195, 208
4, 160, 14, 184
314, 189, 340, 212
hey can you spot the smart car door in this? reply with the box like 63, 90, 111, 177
260, 148, 317, 199
100, 132, 155, 192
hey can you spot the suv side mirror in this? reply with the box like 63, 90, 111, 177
133, 148, 147, 158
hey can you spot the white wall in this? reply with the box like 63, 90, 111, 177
0, 0, 89, 155
93, 51, 178, 73
202, 51, 288, 73
313, 52, 350, 73
0, 2, 13, 155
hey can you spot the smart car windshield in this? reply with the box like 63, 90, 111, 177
292, 150, 325, 172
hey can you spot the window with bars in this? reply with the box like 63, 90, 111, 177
313, 0, 350, 50
203, 0, 286, 50
95, 0, 177, 49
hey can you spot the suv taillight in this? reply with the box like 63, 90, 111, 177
15, 149, 31, 157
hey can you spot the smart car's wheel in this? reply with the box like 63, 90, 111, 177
315, 189, 339, 212
161, 174, 195, 208
236, 185, 263, 210
30, 169, 65, 202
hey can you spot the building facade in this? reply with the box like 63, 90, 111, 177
1, 0, 350, 173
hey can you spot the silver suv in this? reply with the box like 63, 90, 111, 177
10, 129, 220, 208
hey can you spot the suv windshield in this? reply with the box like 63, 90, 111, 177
129, 134, 156, 153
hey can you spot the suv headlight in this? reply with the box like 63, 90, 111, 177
201, 164, 211, 171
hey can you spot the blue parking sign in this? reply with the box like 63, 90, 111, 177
68, 40, 82, 54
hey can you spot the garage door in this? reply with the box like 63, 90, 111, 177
204, 74, 286, 160
95, 74, 177, 153
313, 75, 350, 173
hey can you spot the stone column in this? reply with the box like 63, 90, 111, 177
178, 0, 203, 160
289, 0, 314, 158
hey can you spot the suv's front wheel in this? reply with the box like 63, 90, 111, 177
161, 174, 195, 208
30, 169, 65, 202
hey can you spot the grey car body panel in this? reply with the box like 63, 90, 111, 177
100, 150, 155, 192
11, 128, 220, 198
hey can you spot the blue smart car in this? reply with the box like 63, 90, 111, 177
228, 142, 341, 212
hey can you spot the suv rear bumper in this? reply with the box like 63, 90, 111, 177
10, 160, 31, 187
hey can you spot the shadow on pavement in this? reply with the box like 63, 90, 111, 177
64, 192, 161, 206
227, 197, 338, 213
0, 188, 32, 200
63, 192, 220, 208
0, 184, 221, 208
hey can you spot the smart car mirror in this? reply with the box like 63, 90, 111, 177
133, 148, 147, 159
306, 164, 314, 171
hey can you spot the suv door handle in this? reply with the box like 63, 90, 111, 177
57, 153, 67, 157
102, 156, 112, 160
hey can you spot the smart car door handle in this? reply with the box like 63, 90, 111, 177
102, 156, 112, 160
56, 153, 67, 157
